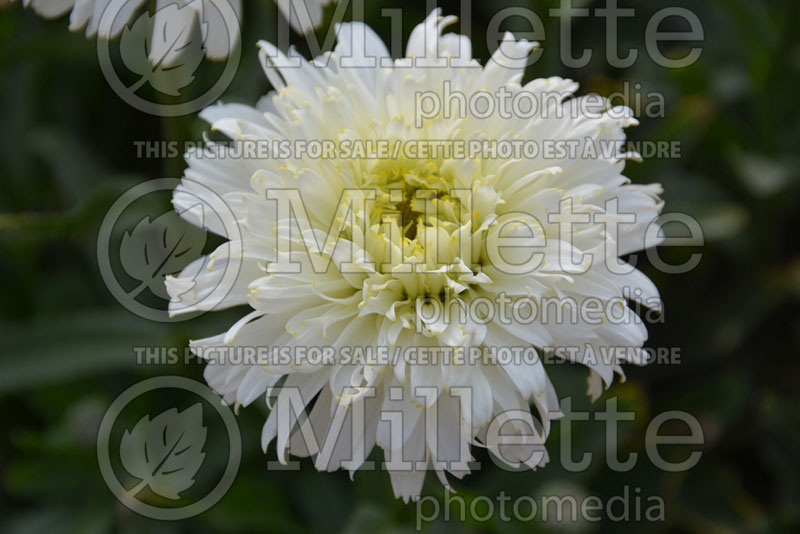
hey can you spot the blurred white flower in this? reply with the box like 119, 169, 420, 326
21, 0, 147, 38
275, 0, 332, 34
166, 10, 664, 501
149, 0, 242, 62
19, 0, 242, 59
16, 0, 334, 61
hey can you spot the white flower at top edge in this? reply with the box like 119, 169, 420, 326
17, 0, 333, 60
276, 0, 333, 34
166, 9, 665, 502
18, 0, 242, 59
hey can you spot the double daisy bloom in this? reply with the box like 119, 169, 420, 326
25, 2, 664, 501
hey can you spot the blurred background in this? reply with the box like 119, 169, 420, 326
0, 0, 798, 532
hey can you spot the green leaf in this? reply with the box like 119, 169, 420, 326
0, 311, 173, 394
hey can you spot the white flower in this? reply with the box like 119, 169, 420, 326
275, 0, 333, 34
19, 0, 332, 51
20, 0, 146, 38
167, 10, 664, 501
17, 0, 244, 60
149, 0, 242, 62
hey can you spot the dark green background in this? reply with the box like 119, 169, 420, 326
1, 0, 798, 532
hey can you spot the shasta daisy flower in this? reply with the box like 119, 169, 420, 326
17, 0, 242, 59
276, 0, 333, 34
18, 0, 330, 50
167, 10, 664, 501
16, 0, 242, 59
18, 0, 146, 38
